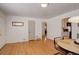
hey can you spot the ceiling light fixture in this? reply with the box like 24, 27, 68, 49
41, 3, 48, 8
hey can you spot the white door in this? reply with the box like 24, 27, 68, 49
28, 20, 35, 40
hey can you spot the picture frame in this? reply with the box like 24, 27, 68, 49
12, 22, 24, 26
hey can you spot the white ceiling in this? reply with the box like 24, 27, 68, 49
0, 3, 79, 19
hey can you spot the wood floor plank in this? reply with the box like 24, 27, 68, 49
0, 39, 59, 55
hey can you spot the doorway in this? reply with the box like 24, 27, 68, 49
42, 22, 47, 40
62, 17, 72, 39
28, 20, 35, 40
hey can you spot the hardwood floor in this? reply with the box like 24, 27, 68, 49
0, 39, 59, 55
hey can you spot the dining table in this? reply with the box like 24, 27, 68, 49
56, 39, 79, 54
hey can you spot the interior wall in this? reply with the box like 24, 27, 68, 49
6, 16, 43, 43
1, 8, 79, 45
47, 9, 79, 40
0, 11, 6, 48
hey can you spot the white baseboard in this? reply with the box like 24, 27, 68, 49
6, 39, 29, 44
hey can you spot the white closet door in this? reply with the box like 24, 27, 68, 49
28, 20, 35, 40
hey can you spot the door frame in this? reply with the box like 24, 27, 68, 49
42, 22, 47, 40
28, 20, 35, 40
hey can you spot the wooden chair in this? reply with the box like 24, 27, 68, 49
53, 37, 68, 55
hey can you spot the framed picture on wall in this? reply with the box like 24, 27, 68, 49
12, 22, 24, 26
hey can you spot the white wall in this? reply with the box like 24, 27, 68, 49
47, 9, 79, 40
0, 11, 6, 48
1, 8, 79, 45
6, 16, 43, 43
47, 17, 62, 39
72, 23, 77, 39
